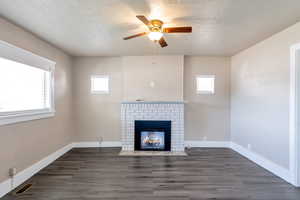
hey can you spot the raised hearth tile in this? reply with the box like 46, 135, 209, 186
118, 151, 188, 156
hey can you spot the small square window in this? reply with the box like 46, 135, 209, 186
91, 75, 109, 94
196, 75, 215, 94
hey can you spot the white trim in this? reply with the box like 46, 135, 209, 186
0, 111, 55, 126
73, 141, 122, 148
290, 43, 300, 186
185, 141, 230, 148
0, 45, 56, 126
230, 142, 292, 184
0, 179, 11, 198
0, 40, 56, 71
49, 65, 55, 114
0, 143, 73, 198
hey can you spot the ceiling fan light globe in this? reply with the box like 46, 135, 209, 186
148, 32, 163, 41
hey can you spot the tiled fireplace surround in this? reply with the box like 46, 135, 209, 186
121, 102, 185, 152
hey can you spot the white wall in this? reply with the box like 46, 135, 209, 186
0, 17, 73, 183
231, 21, 300, 169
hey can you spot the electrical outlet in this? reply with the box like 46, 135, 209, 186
9, 167, 17, 177
203, 136, 207, 141
99, 136, 103, 147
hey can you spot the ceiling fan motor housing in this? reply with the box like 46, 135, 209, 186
149, 19, 164, 32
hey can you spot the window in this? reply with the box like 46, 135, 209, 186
0, 40, 55, 126
196, 75, 215, 94
91, 75, 109, 94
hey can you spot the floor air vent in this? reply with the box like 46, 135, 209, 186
15, 183, 33, 195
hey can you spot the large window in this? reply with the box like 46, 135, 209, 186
0, 40, 55, 126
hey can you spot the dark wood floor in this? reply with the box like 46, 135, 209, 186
3, 148, 300, 200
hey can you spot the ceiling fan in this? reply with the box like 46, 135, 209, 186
123, 15, 192, 48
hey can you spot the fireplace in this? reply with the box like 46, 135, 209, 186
135, 120, 171, 151
121, 102, 185, 153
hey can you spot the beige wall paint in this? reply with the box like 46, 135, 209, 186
231, 21, 300, 169
73, 56, 185, 142
0, 18, 73, 183
73, 57, 123, 142
122, 56, 184, 102
72, 56, 230, 142
184, 56, 231, 141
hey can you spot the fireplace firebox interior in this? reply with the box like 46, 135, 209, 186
135, 120, 171, 151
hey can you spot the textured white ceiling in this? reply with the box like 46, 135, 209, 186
0, 0, 300, 56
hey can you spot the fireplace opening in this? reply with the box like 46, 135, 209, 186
135, 120, 171, 151
141, 131, 165, 150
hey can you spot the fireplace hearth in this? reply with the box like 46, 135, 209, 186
120, 102, 185, 153
135, 120, 171, 151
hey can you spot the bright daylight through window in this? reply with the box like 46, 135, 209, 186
91, 75, 109, 94
0, 57, 51, 112
196, 75, 215, 94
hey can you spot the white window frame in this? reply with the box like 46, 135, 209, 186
290, 43, 300, 186
0, 40, 56, 126
196, 75, 215, 94
91, 75, 110, 94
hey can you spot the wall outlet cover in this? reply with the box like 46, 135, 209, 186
9, 167, 17, 177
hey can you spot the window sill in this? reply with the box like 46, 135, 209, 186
197, 91, 215, 95
0, 110, 55, 126
91, 91, 110, 94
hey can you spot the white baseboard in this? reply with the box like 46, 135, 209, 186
73, 141, 122, 148
230, 142, 292, 184
0, 179, 11, 198
0, 143, 73, 198
185, 141, 230, 148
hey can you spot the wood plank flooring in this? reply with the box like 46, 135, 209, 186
3, 148, 300, 200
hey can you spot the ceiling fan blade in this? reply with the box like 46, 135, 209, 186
123, 32, 147, 40
159, 37, 168, 48
163, 27, 192, 33
136, 15, 150, 26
